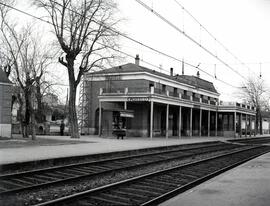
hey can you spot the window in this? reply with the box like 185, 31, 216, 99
162, 84, 166, 92
173, 88, 177, 94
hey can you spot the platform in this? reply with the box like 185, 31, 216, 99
161, 151, 270, 206
0, 135, 230, 165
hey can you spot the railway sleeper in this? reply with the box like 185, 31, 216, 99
7, 178, 34, 186
131, 183, 166, 194
20, 176, 47, 184
121, 186, 160, 197
88, 194, 129, 206
109, 189, 147, 201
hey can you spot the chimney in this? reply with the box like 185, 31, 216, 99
170, 67, 173, 76
197, 71, 200, 78
135, 54, 140, 65
182, 58, 184, 75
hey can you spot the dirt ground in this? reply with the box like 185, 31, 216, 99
0, 135, 90, 149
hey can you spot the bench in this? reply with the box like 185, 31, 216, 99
112, 129, 126, 139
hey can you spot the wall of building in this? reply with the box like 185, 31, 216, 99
84, 78, 150, 134
0, 84, 12, 137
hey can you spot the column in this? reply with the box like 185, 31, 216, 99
215, 111, 218, 136
208, 110, 210, 137
178, 106, 182, 138
166, 104, 169, 138
150, 101, 154, 139
245, 114, 247, 137
240, 113, 242, 137
249, 115, 252, 137
98, 101, 102, 136
124, 101, 127, 110
234, 112, 237, 138
199, 109, 202, 137
254, 115, 256, 137
269, 118, 270, 136
190, 108, 193, 136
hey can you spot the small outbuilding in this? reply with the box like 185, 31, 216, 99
0, 68, 12, 138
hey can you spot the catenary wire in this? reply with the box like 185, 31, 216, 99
134, 0, 248, 81
43, 0, 243, 86
0, 1, 239, 88
172, 0, 254, 75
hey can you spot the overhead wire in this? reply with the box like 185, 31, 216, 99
47, 0, 242, 88
172, 0, 254, 76
0, 1, 239, 88
134, 0, 248, 81
47, 0, 242, 83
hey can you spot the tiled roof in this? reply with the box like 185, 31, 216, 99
177, 75, 218, 93
90, 63, 218, 94
0, 68, 12, 84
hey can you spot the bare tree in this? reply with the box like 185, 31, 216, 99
0, 49, 13, 77
0, 2, 55, 139
239, 76, 270, 135
34, 0, 119, 138
0, 0, 14, 78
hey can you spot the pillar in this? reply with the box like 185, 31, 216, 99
98, 101, 102, 136
249, 115, 252, 137
150, 101, 153, 139
254, 115, 256, 137
166, 104, 169, 138
240, 113, 242, 137
190, 108, 193, 136
199, 109, 202, 137
245, 114, 247, 137
215, 111, 218, 136
234, 112, 237, 138
124, 101, 127, 110
178, 106, 182, 138
208, 110, 210, 137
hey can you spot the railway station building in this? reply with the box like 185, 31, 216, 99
79, 55, 256, 138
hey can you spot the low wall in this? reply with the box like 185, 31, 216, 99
0, 124, 11, 138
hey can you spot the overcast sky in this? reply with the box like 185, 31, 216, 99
117, 0, 270, 101
11, 0, 270, 102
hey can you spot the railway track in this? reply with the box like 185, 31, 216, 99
0, 141, 222, 174
35, 145, 270, 206
229, 136, 270, 145
0, 142, 242, 197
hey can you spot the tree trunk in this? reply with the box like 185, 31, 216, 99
25, 86, 36, 140
24, 90, 30, 138
31, 109, 36, 140
17, 96, 25, 138
255, 108, 259, 135
36, 81, 44, 123
67, 56, 80, 138
259, 112, 263, 135
68, 83, 79, 138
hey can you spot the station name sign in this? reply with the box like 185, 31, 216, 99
127, 97, 150, 102
105, 75, 122, 81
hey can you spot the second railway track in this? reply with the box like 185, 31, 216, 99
0, 142, 238, 196
35, 145, 270, 206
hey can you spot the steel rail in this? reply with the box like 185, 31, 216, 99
0, 142, 233, 195
34, 145, 270, 206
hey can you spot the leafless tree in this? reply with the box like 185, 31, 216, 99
0, 2, 55, 139
238, 76, 270, 135
0, 0, 14, 78
0, 48, 13, 77
34, 0, 120, 138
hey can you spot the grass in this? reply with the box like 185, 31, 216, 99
0, 136, 92, 149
